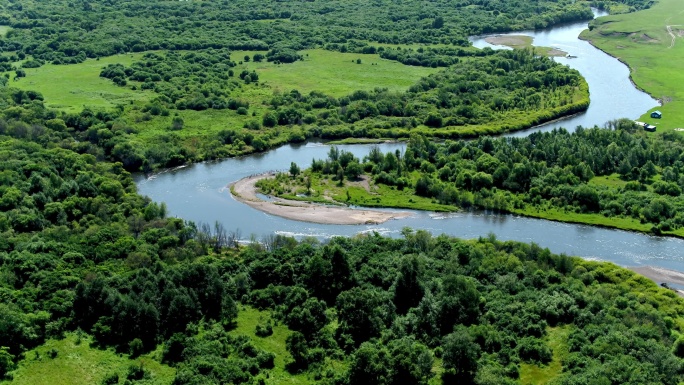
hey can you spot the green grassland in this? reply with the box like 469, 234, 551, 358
519, 326, 571, 385
8, 48, 437, 154
12, 49, 434, 114
1, 307, 316, 385
1, 333, 175, 385
581, 0, 684, 132
10, 54, 153, 112
128, 49, 436, 143
235, 49, 437, 97
588, 173, 630, 189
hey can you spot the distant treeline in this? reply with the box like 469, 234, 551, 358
0, 0, 647, 65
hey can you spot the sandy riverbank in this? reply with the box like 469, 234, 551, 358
628, 266, 684, 297
484, 35, 567, 57
229, 174, 411, 225
485, 35, 532, 47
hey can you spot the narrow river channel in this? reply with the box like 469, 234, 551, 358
135, 13, 683, 273
470, 9, 660, 136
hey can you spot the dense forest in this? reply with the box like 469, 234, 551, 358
2, 130, 684, 384
0, 0, 599, 64
2, 111, 684, 384
1, 0, 681, 384
0, 79, 682, 384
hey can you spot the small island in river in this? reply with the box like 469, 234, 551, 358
485, 34, 568, 56
230, 173, 411, 225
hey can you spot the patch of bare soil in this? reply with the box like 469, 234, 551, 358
229, 174, 410, 225
546, 48, 567, 57
347, 175, 374, 194
630, 32, 659, 43
484, 35, 531, 47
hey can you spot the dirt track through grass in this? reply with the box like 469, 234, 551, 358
667, 25, 681, 48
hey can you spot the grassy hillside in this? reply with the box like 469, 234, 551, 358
581, 0, 684, 132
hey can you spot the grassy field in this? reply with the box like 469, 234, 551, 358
11, 49, 435, 114
229, 306, 311, 384
1, 333, 175, 385
7, 48, 437, 153
9, 54, 152, 112
580, 0, 684, 132
0, 307, 317, 385
519, 326, 571, 385
234, 49, 437, 97
588, 173, 630, 189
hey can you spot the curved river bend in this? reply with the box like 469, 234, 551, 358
136, 15, 683, 273
471, 10, 659, 136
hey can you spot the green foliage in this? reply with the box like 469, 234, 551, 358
289, 162, 300, 177
0, 347, 14, 380
347, 338, 433, 385
283, 127, 684, 235
100, 50, 239, 111
4, 333, 175, 385
442, 326, 480, 381
0, 2, 676, 385
4, 0, 607, 66
100, 372, 118, 385
128, 338, 144, 358
673, 336, 684, 358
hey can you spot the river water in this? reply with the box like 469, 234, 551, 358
470, 10, 659, 136
135, 14, 684, 272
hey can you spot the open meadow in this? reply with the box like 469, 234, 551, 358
10, 54, 152, 112
0, 333, 175, 385
11, 49, 435, 114
234, 49, 437, 98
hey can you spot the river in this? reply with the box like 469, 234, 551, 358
135, 14, 684, 273
470, 9, 659, 136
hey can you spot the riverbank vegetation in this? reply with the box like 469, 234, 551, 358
0, 81, 682, 384
2, 126, 684, 384
6, 47, 588, 172
264, 122, 684, 237
582, 0, 684, 133
0, 0, 628, 172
